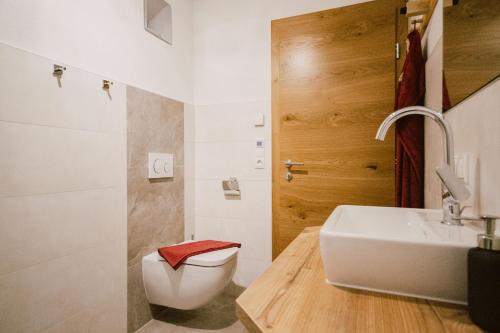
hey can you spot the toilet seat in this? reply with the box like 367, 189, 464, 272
167, 246, 238, 267
147, 244, 239, 267
142, 242, 239, 310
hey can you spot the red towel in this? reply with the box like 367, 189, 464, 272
158, 240, 241, 270
394, 30, 425, 208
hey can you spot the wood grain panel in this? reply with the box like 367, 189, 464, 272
272, 0, 403, 257
444, 0, 500, 106
237, 227, 481, 333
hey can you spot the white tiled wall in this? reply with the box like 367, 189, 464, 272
0, 0, 194, 104
184, 103, 196, 241
192, 0, 370, 286
0, 43, 127, 332
443, 78, 500, 217
193, 101, 272, 286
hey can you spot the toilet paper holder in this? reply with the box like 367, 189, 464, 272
222, 177, 240, 196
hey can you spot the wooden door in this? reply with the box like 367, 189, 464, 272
272, 0, 403, 257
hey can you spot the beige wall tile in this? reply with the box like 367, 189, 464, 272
127, 85, 184, 332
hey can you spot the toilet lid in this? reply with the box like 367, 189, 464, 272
148, 242, 239, 267
184, 247, 239, 267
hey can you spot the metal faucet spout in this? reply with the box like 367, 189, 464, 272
375, 106, 463, 226
375, 106, 455, 170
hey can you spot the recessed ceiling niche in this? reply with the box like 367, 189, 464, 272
144, 0, 173, 45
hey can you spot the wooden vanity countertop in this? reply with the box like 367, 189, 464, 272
236, 227, 482, 333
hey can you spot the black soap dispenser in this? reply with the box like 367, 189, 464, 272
468, 216, 500, 332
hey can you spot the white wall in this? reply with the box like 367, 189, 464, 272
0, 1, 194, 331
444, 78, 500, 217
184, 103, 196, 242
0, 0, 194, 104
0, 0, 197, 252
192, 0, 370, 286
0, 43, 127, 333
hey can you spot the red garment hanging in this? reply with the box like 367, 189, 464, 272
394, 30, 425, 208
443, 71, 452, 112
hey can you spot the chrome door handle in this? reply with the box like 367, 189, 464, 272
284, 160, 304, 182
284, 160, 304, 168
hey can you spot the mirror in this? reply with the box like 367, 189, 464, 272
443, 0, 500, 107
144, 0, 173, 45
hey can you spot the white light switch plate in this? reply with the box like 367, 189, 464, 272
454, 153, 470, 184
148, 153, 173, 179
255, 113, 265, 127
255, 138, 265, 168
454, 153, 478, 214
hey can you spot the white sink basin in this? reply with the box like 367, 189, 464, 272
320, 205, 481, 304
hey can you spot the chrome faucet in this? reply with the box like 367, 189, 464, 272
375, 106, 469, 226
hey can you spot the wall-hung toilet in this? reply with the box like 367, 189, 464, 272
142, 245, 238, 310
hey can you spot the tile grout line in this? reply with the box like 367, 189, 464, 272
0, 185, 118, 199
193, 99, 269, 107
193, 139, 268, 144
0, 238, 125, 278
0, 118, 123, 135
194, 178, 271, 182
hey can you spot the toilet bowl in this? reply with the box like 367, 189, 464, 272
142, 244, 238, 310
